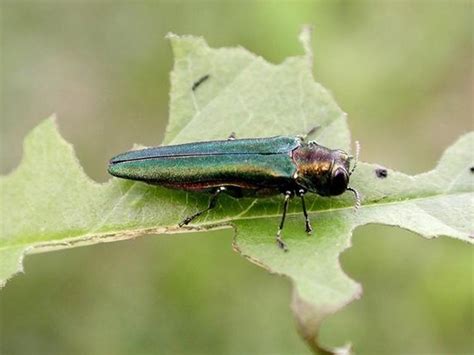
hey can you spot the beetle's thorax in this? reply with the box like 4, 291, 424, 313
292, 143, 350, 196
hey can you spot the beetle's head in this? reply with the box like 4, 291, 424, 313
327, 151, 351, 195
293, 143, 353, 196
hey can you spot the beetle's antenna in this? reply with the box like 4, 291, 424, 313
347, 187, 361, 210
349, 140, 360, 176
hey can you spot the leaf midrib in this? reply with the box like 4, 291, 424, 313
1, 190, 470, 252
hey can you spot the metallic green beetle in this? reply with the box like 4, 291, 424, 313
108, 133, 360, 251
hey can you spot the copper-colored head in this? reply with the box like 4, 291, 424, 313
292, 143, 351, 196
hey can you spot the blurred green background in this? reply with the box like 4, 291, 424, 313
1, 1, 472, 354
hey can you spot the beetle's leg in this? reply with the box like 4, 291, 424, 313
227, 132, 237, 140
298, 189, 313, 234
276, 191, 292, 252
297, 126, 321, 142
179, 187, 226, 227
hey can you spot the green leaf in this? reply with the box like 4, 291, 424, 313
1, 30, 472, 353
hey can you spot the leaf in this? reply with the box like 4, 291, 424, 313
1, 30, 472, 353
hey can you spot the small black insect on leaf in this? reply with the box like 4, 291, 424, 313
375, 167, 388, 179
192, 74, 210, 91
469, 166, 474, 173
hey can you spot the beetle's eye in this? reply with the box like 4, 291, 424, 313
330, 168, 348, 195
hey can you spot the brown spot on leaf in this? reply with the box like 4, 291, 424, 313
375, 167, 388, 179
192, 74, 210, 91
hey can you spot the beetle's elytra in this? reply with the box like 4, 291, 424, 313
108, 133, 360, 251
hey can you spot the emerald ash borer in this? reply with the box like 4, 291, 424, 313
108, 131, 360, 251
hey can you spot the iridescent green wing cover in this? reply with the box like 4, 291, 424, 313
108, 136, 300, 190
111, 136, 299, 160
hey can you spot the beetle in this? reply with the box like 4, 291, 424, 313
108, 131, 360, 251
